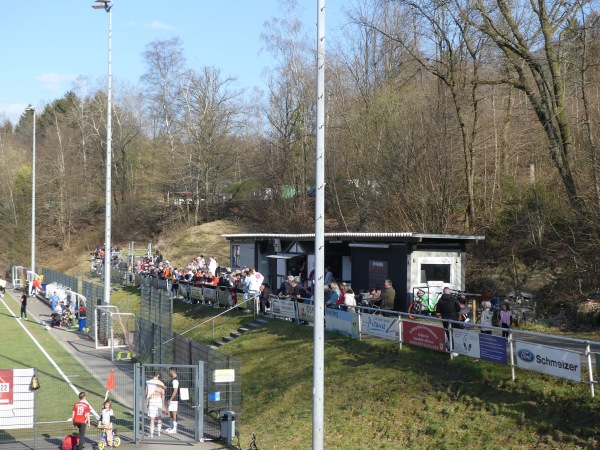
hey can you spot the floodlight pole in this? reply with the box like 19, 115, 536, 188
92, 0, 113, 305
313, 1, 326, 449
25, 106, 36, 278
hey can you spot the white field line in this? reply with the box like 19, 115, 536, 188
1, 295, 100, 419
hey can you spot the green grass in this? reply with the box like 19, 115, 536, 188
0, 294, 129, 435
221, 320, 600, 450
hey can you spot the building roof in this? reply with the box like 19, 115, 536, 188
222, 232, 485, 244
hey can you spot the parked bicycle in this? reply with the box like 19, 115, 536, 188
408, 288, 441, 319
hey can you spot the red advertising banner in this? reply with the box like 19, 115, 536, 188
0, 369, 14, 405
403, 322, 446, 352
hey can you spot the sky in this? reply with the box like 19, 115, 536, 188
1, 0, 348, 125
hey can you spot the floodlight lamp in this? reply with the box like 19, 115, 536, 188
25, 105, 35, 112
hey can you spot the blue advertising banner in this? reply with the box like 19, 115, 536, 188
479, 333, 507, 364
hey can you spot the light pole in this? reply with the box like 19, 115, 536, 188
92, 0, 113, 305
25, 106, 36, 280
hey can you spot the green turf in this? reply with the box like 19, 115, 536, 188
0, 294, 121, 427
222, 320, 600, 450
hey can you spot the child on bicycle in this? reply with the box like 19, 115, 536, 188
98, 399, 115, 447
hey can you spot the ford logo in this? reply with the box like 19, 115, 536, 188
518, 348, 535, 362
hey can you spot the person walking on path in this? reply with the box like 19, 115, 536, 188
72, 392, 91, 449
165, 367, 180, 434
145, 371, 166, 438
19, 291, 28, 320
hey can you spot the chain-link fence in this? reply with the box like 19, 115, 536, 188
41, 269, 78, 293
0, 364, 135, 450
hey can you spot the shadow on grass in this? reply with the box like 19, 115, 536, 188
237, 319, 600, 448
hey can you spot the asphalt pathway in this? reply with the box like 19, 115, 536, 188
4, 284, 227, 450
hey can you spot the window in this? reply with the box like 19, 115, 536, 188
420, 264, 451, 283
232, 245, 240, 268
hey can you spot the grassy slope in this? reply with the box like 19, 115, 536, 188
221, 321, 599, 450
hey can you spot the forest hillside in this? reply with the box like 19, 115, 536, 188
1, 1, 600, 326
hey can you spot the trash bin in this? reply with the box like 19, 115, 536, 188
78, 317, 86, 332
220, 411, 235, 442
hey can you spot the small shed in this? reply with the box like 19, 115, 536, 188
222, 232, 485, 311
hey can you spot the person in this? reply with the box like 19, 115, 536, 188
380, 279, 396, 312
500, 302, 513, 338
165, 367, 180, 434
72, 391, 91, 449
145, 371, 166, 438
278, 275, 293, 297
326, 282, 340, 308
247, 268, 264, 310
369, 286, 382, 307
343, 287, 356, 312
51, 301, 63, 327
19, 291, 28, 320
50, 291, 60, 310
479, 301, 493, 334
259, 283, 271, 315
324, 267, 334, 287
291, 277, 311, 302
98, 399, 115, 446
435, 287, 462, 351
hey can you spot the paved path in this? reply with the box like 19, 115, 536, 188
4, 284, 227, 450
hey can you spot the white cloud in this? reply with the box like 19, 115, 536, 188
37, 73, 78, 93
0, 101, 30, 125
144, 20, 174, 30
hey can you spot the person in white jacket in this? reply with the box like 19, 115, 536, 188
246, 268, 264, 311
343, 287, 356, 313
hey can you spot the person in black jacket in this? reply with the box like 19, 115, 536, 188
435, 287, 461, 349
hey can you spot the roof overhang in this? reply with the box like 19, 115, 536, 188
266, 253, 304, 259
222, 232, 485, 244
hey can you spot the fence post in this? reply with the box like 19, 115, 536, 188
509, 333, 516, 381
586, 342, 595, 397
398, 314, 403, 350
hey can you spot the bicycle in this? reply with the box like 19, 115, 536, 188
97, 426, 121, 450
407, 289, 441, 319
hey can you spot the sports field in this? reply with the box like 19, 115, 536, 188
0, 291, 129, 447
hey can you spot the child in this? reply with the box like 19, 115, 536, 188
500, 302, 513, 338
99, 399, 115, 447
479, 301, 493, 334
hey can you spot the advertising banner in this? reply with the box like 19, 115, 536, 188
453, 329, 481, 358
402, 322, 446, 352
451, 331, 508, 364
297, 302, 314, 322
515, 342, 581, 382
325, 309, 360, 339
271, 298, 297, 320
0, 370, 13, 406
361, 313, 399, 341
0, 368, 34, 429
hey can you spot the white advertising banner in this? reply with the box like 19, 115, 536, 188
325, 309, 360, 339
297, 302, 315, 322
270, 298, 297, 320
0, 368, 34, 429
515, 341, 581, 382
453, 329, 481, 358
361, 313, 399, 341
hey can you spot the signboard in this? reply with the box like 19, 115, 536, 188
361, 314, 399, 341
324, 309, 360, 339
515, 342, 581, 382
297, 302, 314, 322
213, 369, 235, 383
368, 260, 388, 290
0, 370, 13, 405
452, 330, 508, 364
271, 298, 297, 320
0, 368, 34, 429
402, 322, 446, 352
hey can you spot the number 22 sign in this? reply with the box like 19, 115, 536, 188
0, 370, 14, 405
